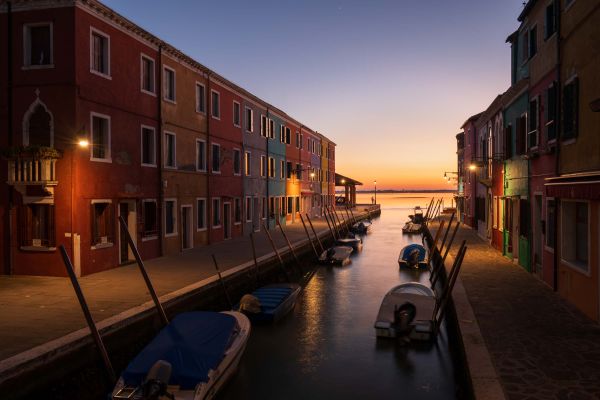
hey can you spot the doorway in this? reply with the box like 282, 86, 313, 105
181, 205, 193, 250
223, 202, 231, 240
118, 200, 136, 265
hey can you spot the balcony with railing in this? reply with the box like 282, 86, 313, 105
3, 146, 62, 202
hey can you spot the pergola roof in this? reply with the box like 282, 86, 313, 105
335, 173, 363, 186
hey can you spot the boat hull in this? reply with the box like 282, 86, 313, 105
237, 283, 301, 323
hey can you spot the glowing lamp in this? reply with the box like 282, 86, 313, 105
78, 139, 89, 148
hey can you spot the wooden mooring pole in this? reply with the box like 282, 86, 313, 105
276, 218, 303, 271
211, 254, 233, 309
306, 214, 325, 253
299, 214, 319, 258
263, 223, 291, 282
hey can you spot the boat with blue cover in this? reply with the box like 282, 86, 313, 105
398, 243, 428, 269
112, 311, 250, 400
236, 283, 301, 323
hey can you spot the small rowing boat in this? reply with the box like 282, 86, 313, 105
236, 283, 301, 323
351, 220, 372, 234
398, 243, 428, 269
319, 246, 353, 266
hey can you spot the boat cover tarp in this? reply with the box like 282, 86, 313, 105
400, 244, 426, 262
252, 287, 292, 315
122, 312, 236, 390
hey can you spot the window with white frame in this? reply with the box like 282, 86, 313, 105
211, 143, 220, 173
164, 199, 177, 236
268, 157, 275, 178
196, 83, 206, 113
262, 197, 267, 219
260, 155, 266, 177
286, 161, 293, 179
234, 198, 241, 224
245, 108, 253, 132
295, 132, 300, 148
91, 113, 111, 161
196, 198, 207, 230
142, 200, 158, 238
561, 201, 589, 273
287, 197, 293, 214
544, 1, 557, 39
296, 163, 302, 180
141, 125, 156, 166
233, 149, 241, 175
269, 119, 274, 139
141, 54, 155, 94
545, 82, 557, 141
90, 28, 109, 76
212, 198, 221, 227
233, 101, 241, 127
196, 139, 206, 171
19, 204, 55, 248
245, 151, 251, 176
269, 197, 276, 218
165, 132, 176, 168
280, 197, 285, 217
280, 125, 285, 143
260, 115, 267, 137
280, 160, 285, 179
91, 200, 114, 245
24, 23, 53, 67
300, 133, 304, 149
163, 66, 175, 102
528, 97, 539, 149
246, 197, 252, 222
211, 91, 220, 119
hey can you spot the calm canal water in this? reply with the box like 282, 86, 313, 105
220, 192, 465, 400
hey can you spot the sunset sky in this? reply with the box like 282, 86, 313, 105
103, 0, 525, 190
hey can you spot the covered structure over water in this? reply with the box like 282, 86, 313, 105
335, 173, 362, 206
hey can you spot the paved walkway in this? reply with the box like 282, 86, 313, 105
431, 217, 600, 400
0, 208, 373, 362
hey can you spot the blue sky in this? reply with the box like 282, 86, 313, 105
102, 0, 526, 189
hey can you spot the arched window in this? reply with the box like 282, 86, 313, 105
22, 95, 54, 147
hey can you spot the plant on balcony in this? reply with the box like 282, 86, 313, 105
0, 145, 62, 160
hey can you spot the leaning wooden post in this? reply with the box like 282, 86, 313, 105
299, 214, 319, 258
348, 206, 357, 224
345, 207, 354, 225
118, 216, 168, 326
435, 244, 467, 331
439, 212, 456, 255
323, 210, 337, 240
424, 197, 435, 220
442, 222, 461, 266
306, 214, 325, 253
427, 219, 445, 265
59, 245, 116, 384
212, 254, 233, 309
250, 232, 260, 287
331, 206, 347, 235
276, 218, 303, 271
326, 208, 341, 239
263, 223, 291, 282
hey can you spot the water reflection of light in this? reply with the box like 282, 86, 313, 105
298, 271, 326, 373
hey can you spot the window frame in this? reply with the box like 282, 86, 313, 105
211, 90, 221, 120
140, 53, 156, 96
268, 157, 275, 178
211, 142, 221, 174
260, 155, 267, 177
196, 138, 207, 172
90, 199, 114, 249
234, 197, 242, 225
140, 124, 156, 167
545, 197, 556, 251
196, 197, 207, 231
233, 148, 241, 176
280, 159, 285, 179
233, 101, 241, 127
528, 96, 539, 150
245, 151, 251, 176
22, 22, 54, 69
560, 199, 590, 275
164, 198, 178, 237
195, 82, 206, 114
164, 131, 177, 169
163, 65, 176, 103
90, 111, 112, 163
245, 196, 253, 223
141, 199, 158, 241
89, 26, 111, 79
212, 197, 221, 228
245, 107, 254, 133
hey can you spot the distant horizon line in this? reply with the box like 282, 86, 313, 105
336, 189, 456, 193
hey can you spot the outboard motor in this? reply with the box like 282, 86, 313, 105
393, 302, 417, 339
239, 294, 261, 314
142, 360, 174, 400
408, 248, 421, 268
326, 247, 336, 261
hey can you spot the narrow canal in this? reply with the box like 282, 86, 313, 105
220, 193, 467, 399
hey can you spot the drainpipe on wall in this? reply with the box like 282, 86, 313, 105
5, 1, 14, 275
552, 4, 562, 292
158, 44, 164, 256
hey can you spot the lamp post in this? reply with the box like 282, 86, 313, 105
373, 180, 377, 205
